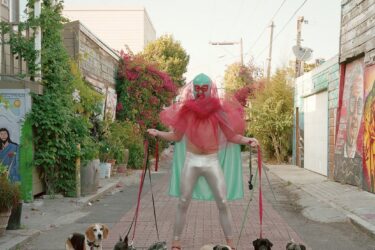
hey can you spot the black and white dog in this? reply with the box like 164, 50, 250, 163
253, 238, 273, 250
286, 240, 306, 250
113, 235, 167, 250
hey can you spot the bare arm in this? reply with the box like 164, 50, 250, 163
147, 128, 183, 142
218, 114, 258, 147
229, 134, 258, 147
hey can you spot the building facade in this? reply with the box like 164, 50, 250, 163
0, 0, 42, 201
62, 20, 120, 120
294, 56, 340, 177
334, 0, 375, 193
62, 5, 156, 54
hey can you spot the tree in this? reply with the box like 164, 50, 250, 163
247, 68, 294, 162
141, 34, 189, 86
224, 58, 263, 94
116, 53, 178, 132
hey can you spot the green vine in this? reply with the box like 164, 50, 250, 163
27, 0, 90, 196
0, 18, 38, 78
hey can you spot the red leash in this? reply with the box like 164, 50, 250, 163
154, 140, 159, 172
131, 140, 149, 241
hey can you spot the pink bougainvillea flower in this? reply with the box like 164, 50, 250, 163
116, 102, 123, 111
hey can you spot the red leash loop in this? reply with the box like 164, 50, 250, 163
257, 145, 263, 239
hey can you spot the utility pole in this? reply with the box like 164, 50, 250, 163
34, 0, 41, 82
266, 21, 275, 83
295, 16, 304, 78
295, 16, 304, 168
209, 39, 243, 65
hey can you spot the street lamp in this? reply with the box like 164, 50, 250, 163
209, 38, 243, 65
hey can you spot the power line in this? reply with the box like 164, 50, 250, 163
246, 0, 287, 57
201, 0, 307, 69
227, 0, 246, 36
255, 0, 308, 60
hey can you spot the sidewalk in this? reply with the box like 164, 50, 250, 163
0, 170, 141, 250
266, 164, 375, 237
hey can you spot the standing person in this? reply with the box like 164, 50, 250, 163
0, 128, 20, 182
147, 73, 258, 250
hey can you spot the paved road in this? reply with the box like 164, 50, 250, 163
21, 150, 375, 250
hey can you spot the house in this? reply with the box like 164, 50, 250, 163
0, 0, 43, 201
62, 5, 156, 54
294, 56, 340, 177
62, 20, 120, 120
334, 0, 375, 193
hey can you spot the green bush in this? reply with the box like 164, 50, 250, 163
97, 120, 144, 167
128, 142, 144, 169
247, 68, 294, 163
0, 171, 21, 213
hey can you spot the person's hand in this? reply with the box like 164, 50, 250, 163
147, 128, 159, 137
248, 138, 259, 147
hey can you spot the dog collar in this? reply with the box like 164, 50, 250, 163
87, 240, 100, 249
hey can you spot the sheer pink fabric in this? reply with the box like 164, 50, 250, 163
160, 82, 245, 151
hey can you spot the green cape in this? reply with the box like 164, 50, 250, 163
168, 139, 244, 200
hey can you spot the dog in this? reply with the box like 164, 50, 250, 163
200, 244, 232, 250
113, 235, 167, 250
286, 240, 306, 250
65, 223, 109, 250
113, 236, 133, 250
253, 238, 273, 250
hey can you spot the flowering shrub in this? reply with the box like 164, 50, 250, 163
116, 52, 178, 133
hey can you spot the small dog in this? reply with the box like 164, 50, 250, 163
113, 236, 133, 250
65, 223, 109, 250
200, 244, 232, 250
253, 238, 273, 250
286, 240, 306, 250
113, 235, 167, 250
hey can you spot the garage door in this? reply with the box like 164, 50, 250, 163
303, 91, 328, 176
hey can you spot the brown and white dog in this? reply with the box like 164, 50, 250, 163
65, 223, 109, 250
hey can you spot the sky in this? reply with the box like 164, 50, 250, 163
21, 0, 342, 84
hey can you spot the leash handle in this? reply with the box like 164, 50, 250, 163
248, 149, 254, 190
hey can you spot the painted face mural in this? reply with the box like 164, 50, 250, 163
193, 73, 212, 99
344, 63, 364, 159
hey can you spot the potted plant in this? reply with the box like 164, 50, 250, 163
80, 137, 100, 196
99, 142, 112, 178
0, 163, 21, 236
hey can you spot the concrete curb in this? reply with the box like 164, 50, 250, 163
77, 178, 121, 206
297, 184, 375, 238
348, 214, 375, 237
0, 229, 40, 250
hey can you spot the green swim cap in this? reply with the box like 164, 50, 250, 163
193, 73, 212, 86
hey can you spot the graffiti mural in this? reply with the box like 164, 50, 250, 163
364, 64, 375, 192
334, 58, 364, 187
0, 89, 32, 183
